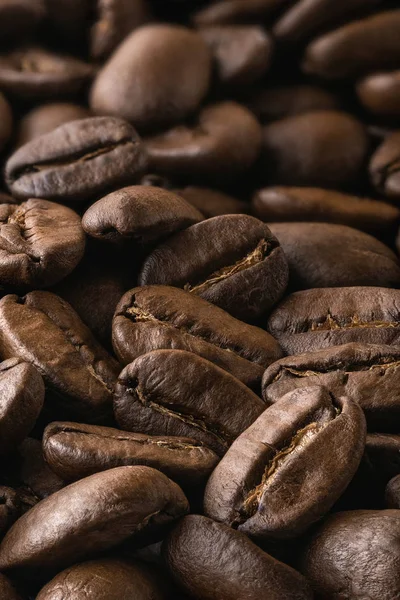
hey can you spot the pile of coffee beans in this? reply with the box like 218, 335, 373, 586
0, 0, 400, 598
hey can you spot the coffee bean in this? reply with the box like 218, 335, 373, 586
385, 475, 400, 508
252, 187, 400, 237
6, 117, 148, 203
0, 0, 45, 42
267, 287, 400, 354
0, 291, 119, 422
177, 186, 250, 218
299, 510, 400, 598
82, 186, 203, 246
268, 223, 400, 290
0, 92, 12, 153
262, 342, 400, 431
366, 433, 400, 483
260, 111, 369, 188
112, 285, 282, 390
43, 421, 218, 490
163, 515, 313, 600
0, 199, 85, 288
0, 358, 44, 455
205, 386, 365, 539
0, 466, 189, 572
357, 71, 400, 118
0, 488, 20, 538
16, 103, 91, 147
36, 558, 172, 600
145, 102, 262, 184
90, 25, 211, 131
114, 349, 265, 456
370, 131, 400, 202
193, 0, 290, 26
139, 215, 288, 322
303, 10, 400, 79
0, 573, 21, 600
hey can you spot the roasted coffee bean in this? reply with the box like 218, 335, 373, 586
357, 71, 400, 118
90, 25, 211, 131
252, 187, 400, 237
269, 223, 400, 290
112, 285, 282, 390
16, 103, 91, 147
36, 558, 171, 600
366, 433, 400, 483
0, 0, 45, 42
0, 359, 44, 455
0, 292, 119, 422
370, 131, 400, 202
0, 466, 189, 572
0, 573, 21, 600
0, 488, 20, 538
114, 350, 265, 456
299, 510, 400, 599
0, 199, 85, 288
164, 515, 313, 600
262, 342, 400, 431
90, 0, 151, 61
260, 110, 369, 188
145, 102, 262, 184
303, 10, 400, 79
385, 475, 400, 508
267, 287, 400, 355
176, 186, 249, 218
0, 48, 94, 100
139, 215, 288, 322
43, 421, 219, 489
246, 84, 339, 123
193, 0, 291, 26
6, 117, 147, 203
199, 25, 273, 87
0, 92, 12, 153
82, 186, 203, 246
44, 0, 90, 45
205, 386, 365, 539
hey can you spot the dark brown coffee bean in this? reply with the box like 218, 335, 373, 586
0, 573, 21, 600
302, 10, 400, 79
205, 386, 365, 539
357, 71, 400, 118
268, 223, 400, 290
0, 48, 94, 100
43, 421, 219, 489
0, 359, 44, 455
90, 25, 211, 131
139, 215, 288, 322
246, 84, 339, 123
299, 510, 400, 598
385, 475, 400, 508
366, 433, 400, 483
164, 515, 313, 600
0, 199, 85, 288
36, 558, 172, 600
176, 186, 249, 218
6, 117, 147, 203
0, 291, 119, 422
0, 466, 189, 572
252, 187, 400, 237
193, 0, 291, 26
44, 0, 90, 45
199, 25, 273, 86
112, 286, 282, 390
82, 186, 202, 246
0, 0, 45, 42
16, 103, 91, 147
260, 110, 369, 188
90, 0, 151, 60
145, 102, 262, 184
0, 488, 20, 539
267, 287, 400, 355
0, 92, 12, 153
114, 350, 265, 456
262, 342, 400, 431
370, 131, 400, 202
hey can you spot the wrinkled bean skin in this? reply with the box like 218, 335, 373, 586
42, 421, 219, 490
36, 558, 171, 600
0, 466, 189, 572
205, 386, 366, 540
139, 215, 289, 322
112, 285, 282, 390
6, 117, 148, 203
299, 510, 400, 599
114, 349, 266, 456
90, 25, 211, 131
370, 131, 400, 202
164, 515, 313, 600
